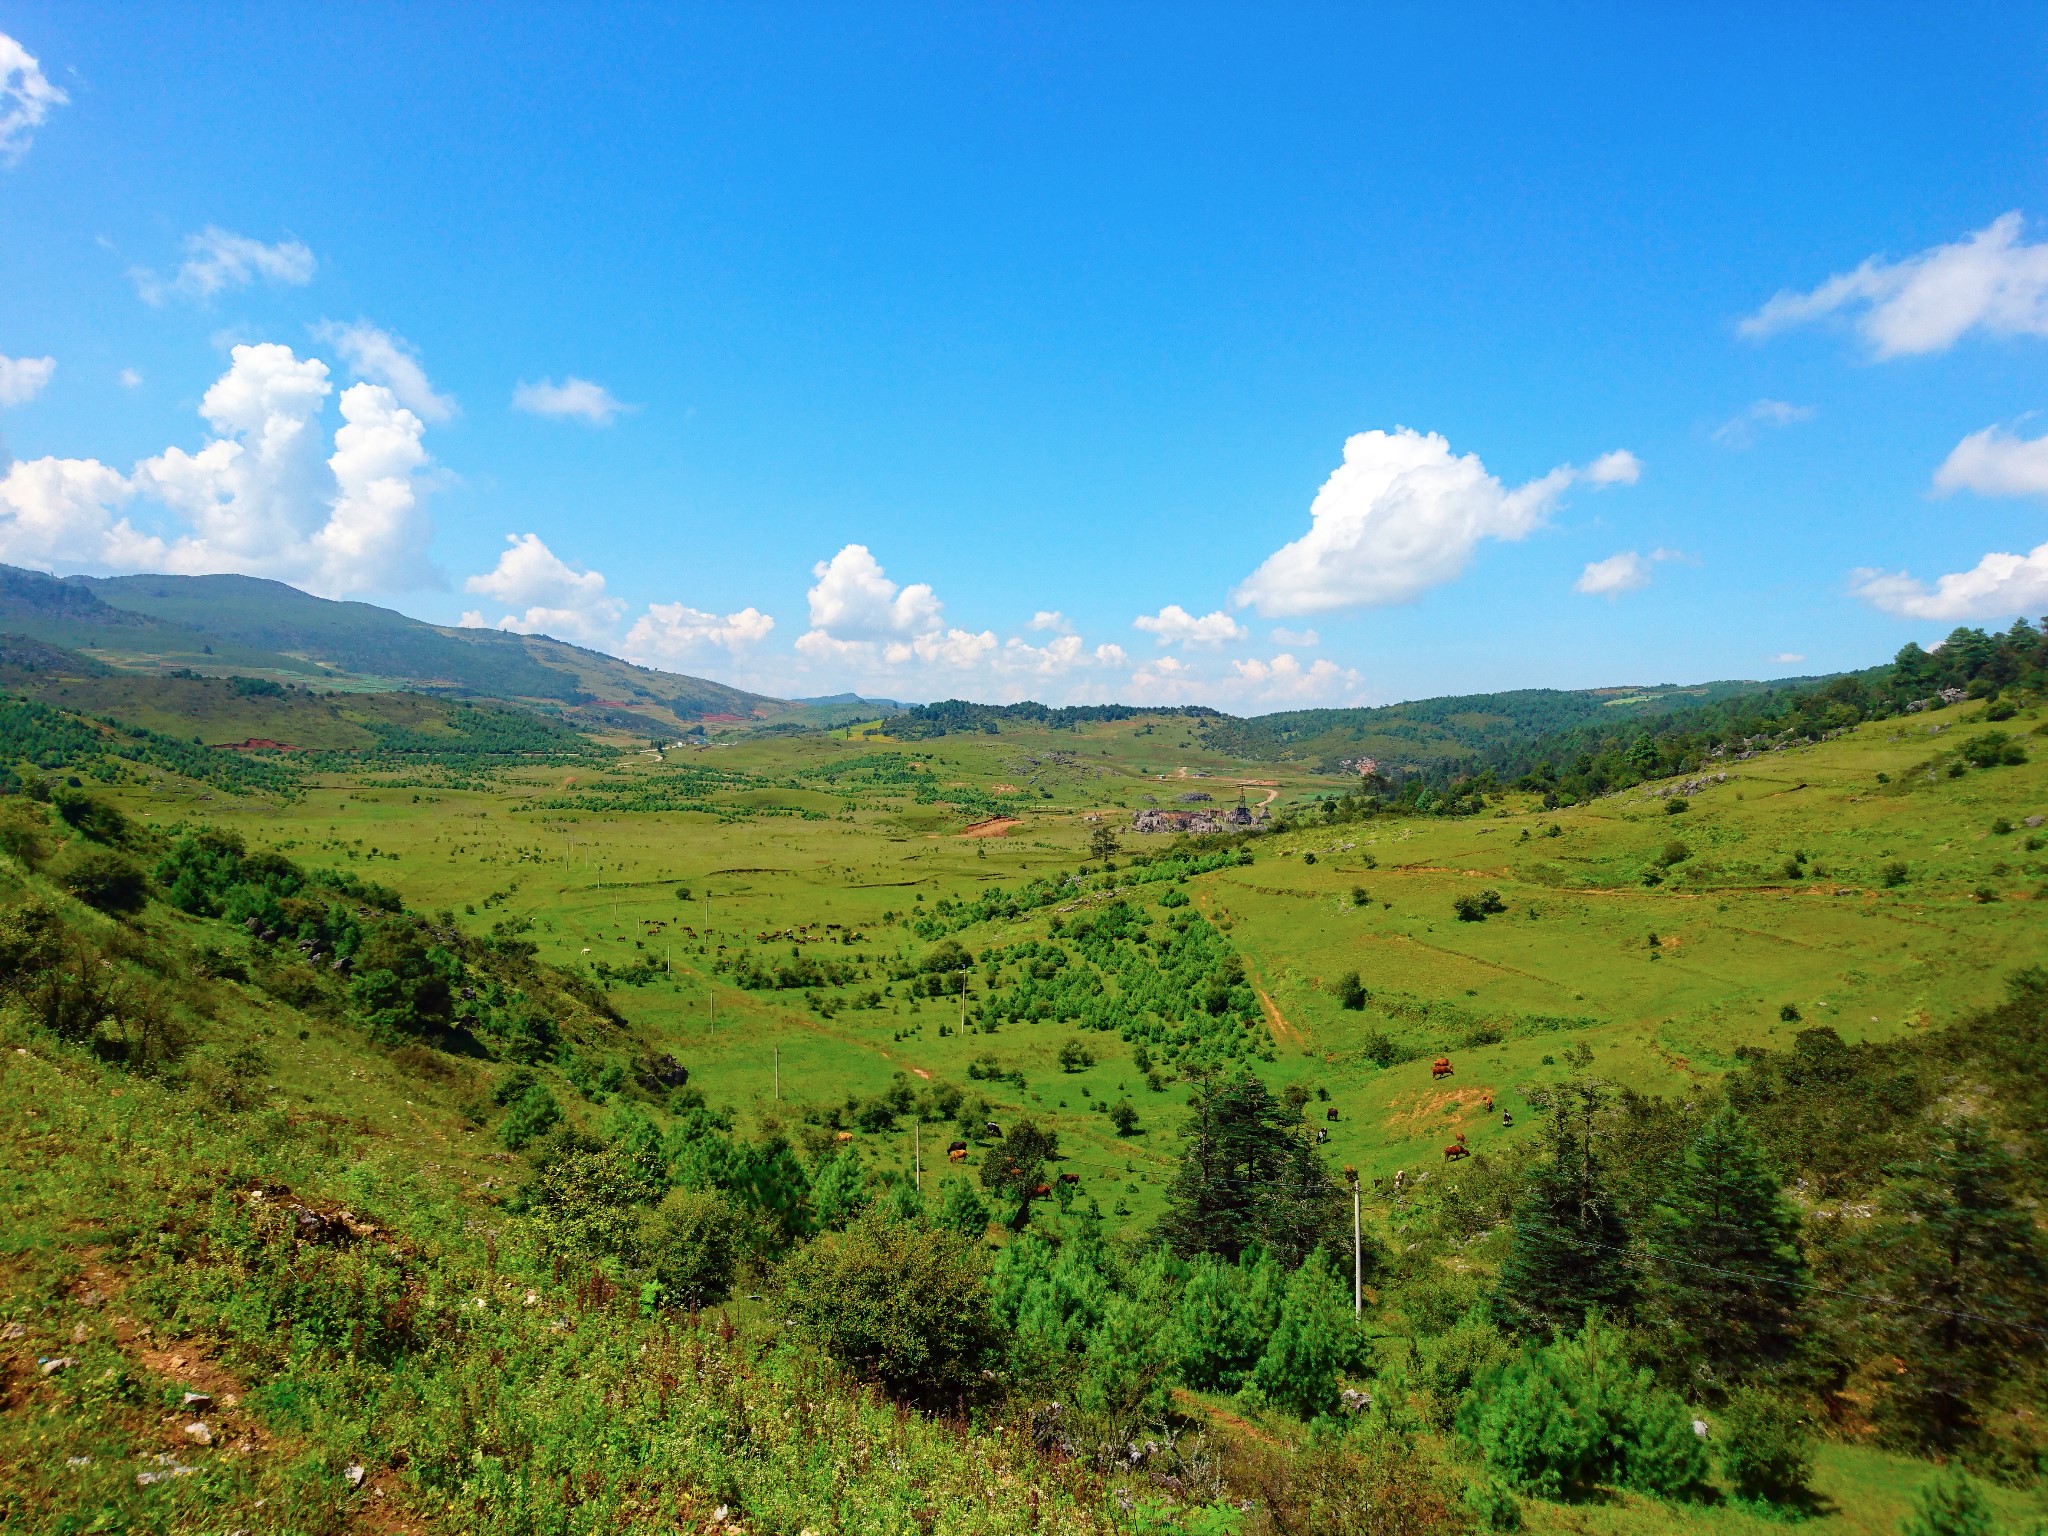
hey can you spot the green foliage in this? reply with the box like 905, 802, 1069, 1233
1107, 1098, 1141, 1136
1057, 1037, 1095, 1072
1491, 1072, 1633, 1337
1900, 1467, 1996, 1536
1958, 731, 2026, 769
809, 1145, 869, 1231
1455, 889, 1507, 921
497, 1082, 562, 1149
1172, 1250, 1281, 1392
642, 1187, 744, 1308
1158, 1070, 1340, 1269
1250, 1248, 1360, 1418
1461, 1317, 1706, 1502
779, 1205, 1000, 1404
1335, 969, 1367, 1010
935, 1176, 991, 1240
1717, 1388, 1813, 1505
980, 1119, 1058, 1230
52, 842, 148, 914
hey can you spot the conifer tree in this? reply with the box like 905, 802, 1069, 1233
1648, 1104, 1807, 1388
1158, 1070, 1340, 1266
1252, 1248, 1357, 1417
1491, 1054, 1632, 1337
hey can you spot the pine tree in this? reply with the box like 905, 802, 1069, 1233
1252, 1248, 1357, 1418
1900, 1467, 1994, 1536
1158, 1070, 1340, 1265
1492, 1070, 1633, 1337
1648, 1105, 1807, 1388
1864, 1118, 2048, 1452
936, 1177, 990, 1241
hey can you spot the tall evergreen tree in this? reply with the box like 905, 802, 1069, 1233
1157, 1069, 1339, 1267
1492, 1062, 1633, 1337
1861, 1118, 2048, 1453
1647, 1104, 1807, 1389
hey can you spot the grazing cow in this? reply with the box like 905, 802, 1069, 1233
948, 1140, 969, 1162
1058, 1172, 1080, 1186
985, 1122, 1003, 1137
1501, 1110, 1513, 1129
1443, 1133, 1470, 1163
1315, 1127, 1329, 1144
1431, 1057, 1453, 1079
835, 1130, 854, 1142
1325, 1106, 1339, 1122
1392, 1168, 1406, 1193
1032, 1183, 1053, 1198
1482, 1093, 1493, 1112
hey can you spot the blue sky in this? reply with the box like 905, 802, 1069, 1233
2, 5, 2046, 710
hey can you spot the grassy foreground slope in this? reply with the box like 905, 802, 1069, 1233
1, 658, 2045, 1535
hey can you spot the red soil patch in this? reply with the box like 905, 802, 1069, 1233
959, 817, 1022, 838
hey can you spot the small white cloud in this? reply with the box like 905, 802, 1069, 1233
1028, 609, 1074, 634
313, 320, 455, 423
1232, 427, 1625, 617
511, 376, 629, 426
1713, 399, 1815, 449
1227, 653, 1363, 703
804, 544, 942, 642
1133, 604, 1248, 648
132, 227, 317, 306
1574, 551, 1652, 597
0, 31, 66, 166
1772, 653, 1806, 665
1853, 544, 2048, 622
1268, 627, 1319, 647
623, 602, 775, 665
463, 532, 625, 646
1932, 422, 2048, 498
0, 352, 54, 407
1585, 449, 1641, 486
1741, 212, 2048, 357
118, 368, 142, 389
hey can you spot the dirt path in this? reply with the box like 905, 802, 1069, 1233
1254, 987, 1301, 1050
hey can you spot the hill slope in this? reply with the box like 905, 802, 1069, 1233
0, 565, 784, 729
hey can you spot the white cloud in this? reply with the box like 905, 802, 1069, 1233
1713, 399, 1815, 449
1028, 609, 1074, 634
1227, 653, 1363, 704
1233, 428, 1622, 617
0, 352, 54, 407
463, 533, 625, 646
1932, 423, 2048, 498
623, 602, 775, 665
1269, 627, 1319, 647
313, 320, 455, 423
1741, 212, 2048, 357
1585, 449, 1641, 486
132, 227, 317, 306
1133, 604, 1249, 648
1574, 551, 1652, 597
1772, 653, 1807, 665
1574, 546, 1686, 598
512, 376, 629, 426
1853, 545, 2048, 622
118, 368, 142, 389
0, 31, 66, 166
804, 544, 943, 642
0, 341, 438, 595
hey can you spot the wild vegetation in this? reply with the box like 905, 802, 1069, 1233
2, 621, 2047, 1535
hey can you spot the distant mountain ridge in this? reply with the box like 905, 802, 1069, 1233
0, 565, 784, 730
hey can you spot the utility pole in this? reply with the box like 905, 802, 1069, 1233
958, 967, 968, 1033
1345, 1165, 1362, 1317
774, 1044, 780, 1101
914, 1121, 921, 1190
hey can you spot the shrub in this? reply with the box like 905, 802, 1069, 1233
1335, 970, 1367, 1010
1252, 1249, 1360, 1418
642, 1188, 743, 1308
936, 1177, 990, 1240
1666, 797, 1690, 815
1717, 1388, 1811, 1505
1108, 1098, 1141, 1136
1659, 840, 1691, 866
53, 844, 148, 915
498, 1082, 562, 1149
1959, 731, 2025, 769
1350, 886, 1370, 907
1057, 1038, 1095, 1073
778, 1205, 999, 1404
1900, 1467, 1994, 1536
1882, 860, 1910, 888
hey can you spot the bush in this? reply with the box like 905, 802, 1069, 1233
642, 1188, 743, 1308
1717, 1388, 1811, 1505
1335, 970, 1367, 1010
778, 1205, 999, 1404
1882, 860, 1910, 888
1252, 1249, 1360, 1418
1665, 797, 1690, 815
498, 1083, 563, 1149
1108, 1098, 1141, 1136
1959, 731, 2025, 769
1454, 891, 1505, 922
1900, 1467, 1994, 1536
1659, 840, 1691, 867
53, 844, 148, 915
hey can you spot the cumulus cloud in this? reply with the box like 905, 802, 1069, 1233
622, 603, 775, 665
0, 352, 54, 407
1585, 449, 1642, 486
1132, 604, 1248, 647
1741, 212, 2048, 357
1574, 547, 1685, 598
1853, 545, 2048, 622
804, 544, 943, 642
1713, 399, 1815, 449
1227, 653, 1363, 704
314, 320, 455, 422
132, 227, 317, 306
1232, 428, 1626, 617
1269, 627, 1319, 647
1933, 423, 2048, 498
0, 31, 65, 165
462, 533, 625, 646
0, 341, 438, 595
1028, 610, 1074, 634
512, 376, 629, 426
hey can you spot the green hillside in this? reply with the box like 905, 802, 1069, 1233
0, 565, 786, 730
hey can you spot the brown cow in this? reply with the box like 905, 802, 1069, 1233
1057, 1172, 1080, 1186
1431, 1057, 1453, 1079
1325, 1106, 1339, 1122
1443, 1132, 1470, 1163
1032, 1183, 1053, 1197
1483, 1093, 1494, 1112
947, 1141, 969, 1162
